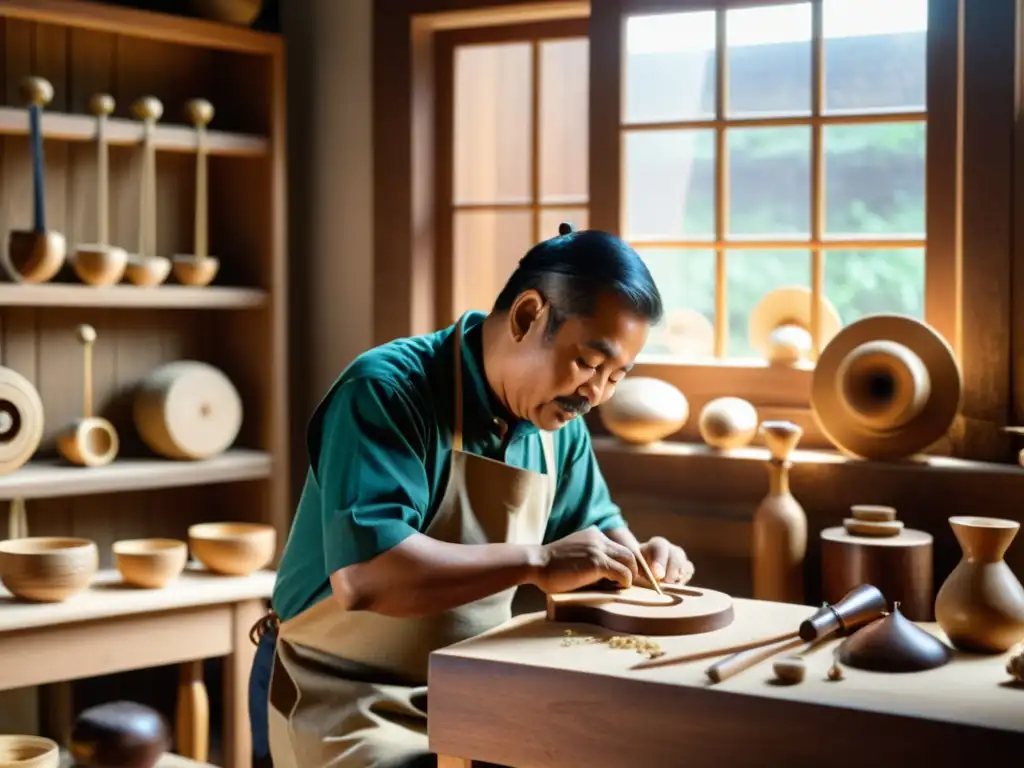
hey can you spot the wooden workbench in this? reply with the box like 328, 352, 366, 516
428, 597, 1024, 767
0, 567, 273, 768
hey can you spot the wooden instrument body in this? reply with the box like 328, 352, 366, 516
546, 584, 734, 636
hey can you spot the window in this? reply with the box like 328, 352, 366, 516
594, 0, 944, 372
435, 21, 590, 325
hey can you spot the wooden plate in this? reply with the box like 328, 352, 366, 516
546, 584, 734, 636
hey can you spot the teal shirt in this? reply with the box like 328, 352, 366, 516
272, 311, 627, 621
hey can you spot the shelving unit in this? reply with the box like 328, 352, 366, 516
0, 2, 288, 766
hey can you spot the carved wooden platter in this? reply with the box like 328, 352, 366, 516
546, 584, 735, 636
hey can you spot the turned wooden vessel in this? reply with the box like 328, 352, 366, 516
821, 504, 934, 621
5, 76, 66, 284
698, 396, 758, 449
0, 536, 98, 602
752, 420, 807, 604
113, 538, 188, 589
934, 516, 1024, 653
598, 376, 688, 445
188, 522, 276, 576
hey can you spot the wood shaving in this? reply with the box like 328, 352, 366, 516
560, 628, 664, 659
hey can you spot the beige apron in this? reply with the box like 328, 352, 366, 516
266, 314, 557, 768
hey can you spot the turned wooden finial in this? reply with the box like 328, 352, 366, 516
760, 419, 803, 462
89, 93, 116, 117
132, 95, 164, 122
75, 323, 97, 345
20, 76, 54, 107
184, 98, 215, 128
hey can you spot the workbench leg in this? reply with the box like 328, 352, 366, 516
224, 599, 265, 768
176, 659, 209, 762
437, 757, 471, 768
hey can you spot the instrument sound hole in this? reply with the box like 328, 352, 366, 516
0, 401, 21, 444
847, 367, 896, 413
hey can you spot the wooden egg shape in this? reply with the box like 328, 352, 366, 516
133, 361, 243, 460
0, 537, 98, 602
598, 377, 688, 445
0, 365, 45, 476
698, 397, 758, 449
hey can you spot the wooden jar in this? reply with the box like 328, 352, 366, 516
820, 505, 934, 620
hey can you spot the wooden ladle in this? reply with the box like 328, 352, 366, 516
123, 96, 171, 287
72, 93, 128, 286
56, 324, 119, 467
5, 76, 66, 284
172, 98, 219, 287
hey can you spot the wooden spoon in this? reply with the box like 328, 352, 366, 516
172, 98, 220, 287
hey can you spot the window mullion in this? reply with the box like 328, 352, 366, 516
714, 7, 729, 359
810, 0, 824, 360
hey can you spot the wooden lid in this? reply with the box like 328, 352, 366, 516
748, 286, 843, 359
811, 314, 962, 460
821, 525, 933, 547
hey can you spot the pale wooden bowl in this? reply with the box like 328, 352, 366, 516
6, 230, 66, 284
0, 735, 60, 768
0, 537, 98, 602
113, 538, 188, 589
72, 244, 128, 286
188, 522, 275, 576
172, 255, 220, 287
123, 254, 171, 287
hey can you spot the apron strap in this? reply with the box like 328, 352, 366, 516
452, 313, 466, 453
249, 608, 281, 647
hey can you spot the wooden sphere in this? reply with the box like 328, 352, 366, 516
698, 397, 758, 449
184, 98, 215, 126
0, 366, 45, 476
598, 377, 688, 445
71, 701, 171, 768
76, 323, 97, 344
0, 735, 59, 768
131, 96, 163, 122
89, 93, 116, 116
113, 538, 188, 589
0, 537, 98, 602
188, 522, 276, 576
19, 76, 54, 107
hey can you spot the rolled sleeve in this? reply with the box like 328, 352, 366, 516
314, 377, 431, 574
546, 419, 628, 542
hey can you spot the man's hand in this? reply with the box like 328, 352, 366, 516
529, 527, 639, 594
638, 536, 694, 585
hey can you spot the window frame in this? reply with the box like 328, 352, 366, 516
587, 0, 971, 451
433, 18, 592, 328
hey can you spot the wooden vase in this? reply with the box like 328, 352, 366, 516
934, 516, 1024, 653
752, 420, 807, 604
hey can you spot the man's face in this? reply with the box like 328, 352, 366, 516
506, 292, 650, 431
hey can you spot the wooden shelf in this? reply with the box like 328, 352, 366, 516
0, 450, 272, 501
0, 283, 267, 309
0, 567, 274, 633
0, 107, 268, 157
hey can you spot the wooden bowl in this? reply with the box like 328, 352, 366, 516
172, 255, 219, 287
113, 538, 188, 589
6, 230, 66, 284
123, 254, 171, 287
0, 735, 60, 768
72, 244, 128, 286
188, 522, 275, 576
0, 537, 98, 602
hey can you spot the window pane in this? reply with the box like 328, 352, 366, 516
636, 248, 716, 358
823, 0, 927, 113
539, 208, 589, 238
727, 3, 812, 117
729, 127, 811, 238
824, 248, 925, 322
624, 12, 716, 124
727, 250, 810, 358
540, 38, 588, 204
624, 129, 715, 241
453, 43, 532, 205
824, 122, 925, 237
453, 210, 533, 315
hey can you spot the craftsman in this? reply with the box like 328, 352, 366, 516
248, 225, 694, 768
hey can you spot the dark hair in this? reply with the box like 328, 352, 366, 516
492, 224, 663, 333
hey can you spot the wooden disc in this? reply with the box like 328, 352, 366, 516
133, 361, 242, 460
851, 504, 896, 522
0, 366, 45, 476
662, 308, 715, 358
748, 286, 843, 360
843, 518, 904, 537
820, 525, 934, 621
811, 314, 962, 460
546, 584, 734, 636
